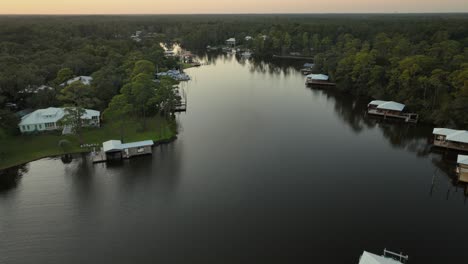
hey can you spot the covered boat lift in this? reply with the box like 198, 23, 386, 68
93, 140, 154, 163
367, 100, 418, 123
305, 74, 335, 87
433, 128, 468, 151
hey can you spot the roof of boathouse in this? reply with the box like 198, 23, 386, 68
433, 128, 468, 144
359, 251, 403, 264
368, 100, 405, 112
103, 140, 154, 153
458, 155, 468, 166
306, 74, 329, 81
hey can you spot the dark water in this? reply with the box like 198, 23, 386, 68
1, 54, 467, 264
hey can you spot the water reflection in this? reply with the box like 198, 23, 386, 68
0, 164, 28, 195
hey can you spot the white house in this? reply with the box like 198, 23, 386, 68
245, 36, 253, 41
60, 76, 93, 87
18, 107, 100, 134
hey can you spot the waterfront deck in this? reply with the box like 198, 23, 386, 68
367, 109, 418, 123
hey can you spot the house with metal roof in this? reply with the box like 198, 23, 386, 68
93, 140, 154, 162
18, 107, 100, 134
367, 100, 418, 123
60, 76, 93, 87
433, 128, 468, 151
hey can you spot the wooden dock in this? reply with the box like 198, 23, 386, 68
174, 103, 187, 112
306, 81, 336, 87
367, 109, 418, 123
273, 55, 315, 60
433, 140, 468, 152
92, 151, 107, 163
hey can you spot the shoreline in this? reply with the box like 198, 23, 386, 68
0, 135, 178, 171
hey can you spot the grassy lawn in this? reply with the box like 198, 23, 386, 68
0, 116, 177, 170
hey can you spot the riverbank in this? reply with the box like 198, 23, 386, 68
0, 116, 177, 170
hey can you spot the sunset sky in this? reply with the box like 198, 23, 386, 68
1, 0, 467, 14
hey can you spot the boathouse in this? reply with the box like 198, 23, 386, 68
457, 155, 468, 183
101, 140, 154, 160
226, 38, 236, 47
433, 128, 468, 151
367, 100, 418, 123
305, 74, 335, 86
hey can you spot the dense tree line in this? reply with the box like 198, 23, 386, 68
0, 16, 181, 137
0, 14, 467, 135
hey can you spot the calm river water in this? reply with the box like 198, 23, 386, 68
1, 54, 467, 264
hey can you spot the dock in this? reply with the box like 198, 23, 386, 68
367, 109, 419, 123
306, 80, 336, 87
273, 55, 315, 60
92, 151, 107, 163
174, 102, 187, 112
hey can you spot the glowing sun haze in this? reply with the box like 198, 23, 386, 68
1, 0, 467, 14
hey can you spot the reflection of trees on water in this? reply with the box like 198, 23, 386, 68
429, 149, 468, 199
197, 52, 298, 77
0, 164, 28, 194
316, 87, 433, 157
315, 87, 466, 198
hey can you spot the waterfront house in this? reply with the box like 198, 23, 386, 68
226, 38, 236, 47
305, 74, 335, 86
433, 128, 468, 151
18, 107, 100, 134
457, 155, 468, 183
367, 100, 418, 123
98, 140, 154, 161
60, 76, 93, 87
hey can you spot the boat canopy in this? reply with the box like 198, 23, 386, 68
306, 74, 329, 81
103, 140, 154, 153
368, 100, 405, 112
433, 128, 468, 144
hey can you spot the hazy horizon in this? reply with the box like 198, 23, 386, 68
1, 0, 468, 15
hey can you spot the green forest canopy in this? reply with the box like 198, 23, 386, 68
0, 14, 467, 133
